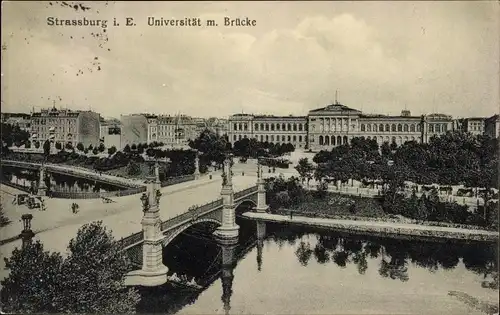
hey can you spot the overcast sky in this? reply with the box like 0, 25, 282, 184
1, 1, 499, 119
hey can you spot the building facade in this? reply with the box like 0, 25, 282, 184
30, 107, 100, 147
228, 103, 459, 152
120, 114, 150, 149
100, 118, 121, 149
146, 114, 202, 148
1, 113, 32, 132
460, 117, 486, 136
484, 115, 500, 138
228, 114, 308, 149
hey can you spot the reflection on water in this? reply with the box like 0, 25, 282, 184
136, 218, 498, 315
1, 166, 126, 193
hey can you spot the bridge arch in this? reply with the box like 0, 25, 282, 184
162, 218, 222, 247
235, 199, 257, 212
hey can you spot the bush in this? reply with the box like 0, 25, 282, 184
76, 142, 84, 151
55, 142, 62, 150
108, 146, 117, 156
127, 161, 141, 176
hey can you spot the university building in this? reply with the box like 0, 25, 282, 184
228, 114, 308, 149
228, 102, 457, 152
30, 106, 100, 147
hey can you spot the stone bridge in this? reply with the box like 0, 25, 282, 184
0, 159, 142, 191
117, 154, 269, 287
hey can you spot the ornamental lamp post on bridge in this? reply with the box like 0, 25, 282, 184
193, 149, 201, 180
20, 214, 35, 249
254, 158, 269, 213
125, 160, 168, 286
37, 163, 47, 197
214, 153, 239, 244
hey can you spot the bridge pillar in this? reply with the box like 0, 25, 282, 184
219, 241, 237, 315
125, 161, 168, 287
214, 154, 239, 243
194, 150, 200, 179
254, 160, 269, 213
256, 221, 266, 272
37, 165, 47, 197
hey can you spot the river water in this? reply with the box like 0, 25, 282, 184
1, 166, 126, 193
137, 217, 498, 315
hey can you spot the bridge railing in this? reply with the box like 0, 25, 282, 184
234, 185, 258, 199
118, 231, 144, 249
119, 186, 259, 251
1, 160, 142, 189
50, 186, 147, 199
160, 198, 224, 231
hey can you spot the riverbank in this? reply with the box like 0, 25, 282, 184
241, 212, 499, 242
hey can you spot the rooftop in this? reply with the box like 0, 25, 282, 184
309, 103, 361, 113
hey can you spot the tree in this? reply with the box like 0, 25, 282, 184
1, 123, 30, 147
92, 147, 99, 155
295, 158, 314, 184
123, 144, 131, 153
0, 222, 141, 314
34, 140, 40, 149
108, 146, 117, 156
65, 142, 73, 151
24, 140, 31, 149
43, 140, 51, 157
98, 143, 105, 153
57, 222, 140, 313
1, 241, 64, 313
381, 142, 391, 158
55, 142, 62, 150
76, 142, 84, 151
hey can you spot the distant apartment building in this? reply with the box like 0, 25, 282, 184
120, 113, 205, 149
147, 114, 201, 147
1, 113, 31, 132
461, 117, 486, 136
120, 114, 150, 149
30, 106, 100, 147
207, 117, 229, 137
484, 114, 500, 138
100, 118, 121, 149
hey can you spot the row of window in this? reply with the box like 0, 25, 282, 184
316, 135, 419, 146
360, 123, 421, 133
427, 123, 449, 133
32, 118, 77, 125
233, 134, 304, 142
232, 122, 306, 132
33, 126, 76, 133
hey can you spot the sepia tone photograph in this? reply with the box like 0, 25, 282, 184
0, 1, 499, 314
